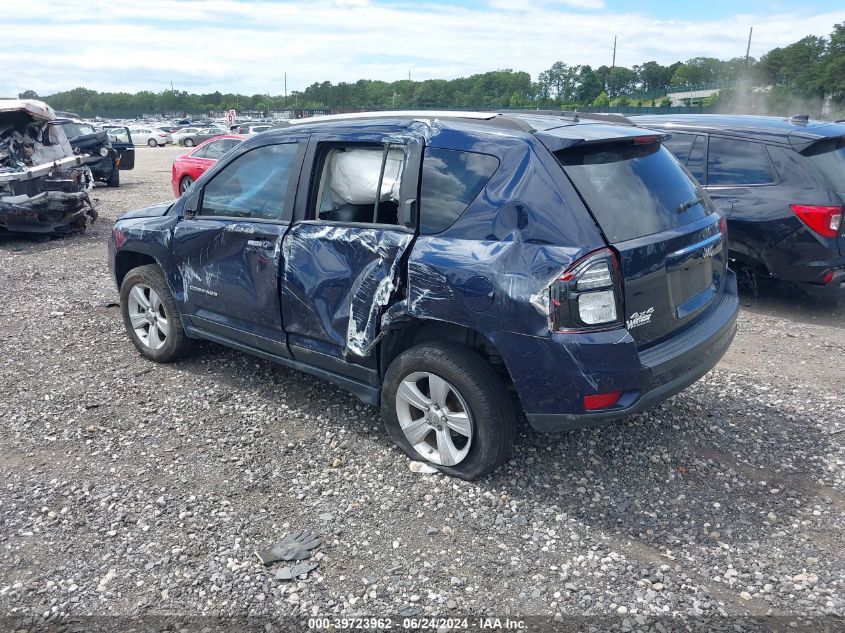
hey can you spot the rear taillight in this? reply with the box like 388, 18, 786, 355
789, 204, 843, 239
551, 248, 623, 331
113, 227, 126, 248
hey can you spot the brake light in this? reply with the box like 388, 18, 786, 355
584, 391, 622, 410
113, 227, 127, 248
551, 248, 623, 331
789, 204, 843, 239
822, 270, 834, 285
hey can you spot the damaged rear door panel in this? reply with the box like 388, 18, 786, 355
281, 128, 422, 377
170, 136, 307, 354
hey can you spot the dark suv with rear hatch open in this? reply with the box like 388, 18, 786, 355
109, 111, 738, 479
635, 114, 845, 303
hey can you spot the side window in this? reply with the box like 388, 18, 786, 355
192, 144, 210, 159
419, 148, 499, 234
707, 137, 775, 186
199, 143, 298, 220
686, 135, 707, 183
313, 144, 407, 226
662, 132, 696, 163
203, 141, 228, 160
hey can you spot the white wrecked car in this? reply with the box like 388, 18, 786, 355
0, 99, 97, 236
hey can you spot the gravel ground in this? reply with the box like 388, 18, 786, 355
0, 146, 843, 632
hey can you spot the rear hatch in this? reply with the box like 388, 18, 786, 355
554, 133, 727, 347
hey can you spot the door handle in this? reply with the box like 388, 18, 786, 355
247, 239, 275, 250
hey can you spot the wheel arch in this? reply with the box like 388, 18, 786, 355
378, 317, 520, 409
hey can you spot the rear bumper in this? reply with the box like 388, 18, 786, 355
795, 268, 845, 302
526, 316, 736, 431
492, 271, 739, 432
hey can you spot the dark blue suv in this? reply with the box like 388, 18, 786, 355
109, 111, 738, 479
635, 114, 845, 303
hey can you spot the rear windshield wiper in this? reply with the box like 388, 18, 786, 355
676, 196, 706, 213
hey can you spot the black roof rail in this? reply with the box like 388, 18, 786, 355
560, 110, 633, 125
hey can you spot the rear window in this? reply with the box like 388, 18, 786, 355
419, 148, 499, 234
805, 138, 845, 191
557, 142, 712, 242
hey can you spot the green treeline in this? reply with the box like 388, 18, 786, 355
21, 22, 845, 118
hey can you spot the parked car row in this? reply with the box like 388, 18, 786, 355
127, 126, 174, 147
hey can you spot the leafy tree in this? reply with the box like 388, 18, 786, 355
575, 66, 604, 104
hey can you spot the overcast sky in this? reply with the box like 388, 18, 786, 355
2, 0, 843, 96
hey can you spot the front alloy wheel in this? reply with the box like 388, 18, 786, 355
395, 371, 473, 466
127, 283, 169, 350
120, 264, 194, 363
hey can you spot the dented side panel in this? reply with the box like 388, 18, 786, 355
406, 137, 604, 338
281, 223, 413, 363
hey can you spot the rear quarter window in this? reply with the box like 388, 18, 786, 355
661, 131, 696, 162
419, 148, 498, 234
557, 142, 712, 243
707, 137, 776, 186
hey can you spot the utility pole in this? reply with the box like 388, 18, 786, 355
609, 36, 617, 99
744, 26, 753, 66
284, 71, 288, 109
408, 68, 411, 82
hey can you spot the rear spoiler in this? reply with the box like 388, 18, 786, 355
788, 121, 845, 155
536, 129, 669, 152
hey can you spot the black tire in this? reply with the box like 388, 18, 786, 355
147, 138, 157, 147
381, 342, 515, 480
106, 169, 120, 187
179, 176, 194, 194
120, 264, 195, 363
184, 138, 195, 147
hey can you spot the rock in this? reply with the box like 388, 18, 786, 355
409, 461, 438, 474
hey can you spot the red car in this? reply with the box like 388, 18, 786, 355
170, 135, 245, 196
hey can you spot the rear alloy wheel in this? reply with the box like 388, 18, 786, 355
382, 343, 515, 480
179, 176, 194, 194
120, 264, 194, 362
395, 371, 474, 467
147, 138, 157, 147
184, 138, 195, 147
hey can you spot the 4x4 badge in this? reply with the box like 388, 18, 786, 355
626, 307, 654, 329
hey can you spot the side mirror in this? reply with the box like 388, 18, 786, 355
182, 187, 200, 219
